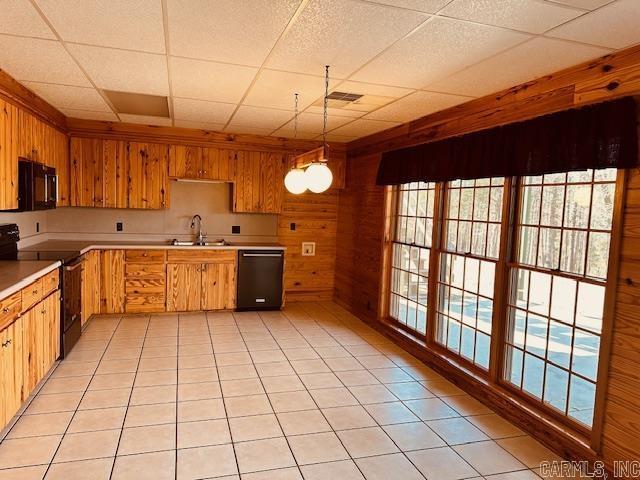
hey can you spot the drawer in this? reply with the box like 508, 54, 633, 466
125, 293, 165, 313
167, 249, 237, 264
125, 278, 166, 294
21, 279, 42, 311
41, 269, 60, 296
125, 263, 166, 279
0, 292, 22, 331
125, 250, 166, 263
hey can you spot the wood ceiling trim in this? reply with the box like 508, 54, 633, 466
348, 43, 640, 157
0, 69, 67, 131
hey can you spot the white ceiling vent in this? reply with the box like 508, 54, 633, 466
315, 91, 397, 113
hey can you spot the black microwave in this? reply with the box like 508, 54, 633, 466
17, 158, 57, 211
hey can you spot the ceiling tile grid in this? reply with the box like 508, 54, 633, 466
0, 0, 637, 140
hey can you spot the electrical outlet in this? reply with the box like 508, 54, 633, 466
232, 225, 240, 234
302, 242, 315, 256
36, 222, 40, 233
116, 222, 123, 232
290, 222, 296, 231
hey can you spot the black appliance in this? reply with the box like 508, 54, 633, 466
0, 224, 82, 357
236, 250, 284, 311
17, 158, 57, 211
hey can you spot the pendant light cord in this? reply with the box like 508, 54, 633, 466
323, 65, 329, 149
294, 92, 299, 139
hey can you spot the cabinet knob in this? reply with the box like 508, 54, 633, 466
33, 289, 38, 294
203, 170, 207, 174
142, 253, 148, 257
2, 307, 9, 313
2, 339, 11, 347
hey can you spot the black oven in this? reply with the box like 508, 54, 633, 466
17, 158, 57, 211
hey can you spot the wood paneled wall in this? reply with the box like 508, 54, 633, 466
338, 44, 640, 472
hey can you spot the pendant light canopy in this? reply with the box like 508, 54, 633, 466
285, 66, 333, 194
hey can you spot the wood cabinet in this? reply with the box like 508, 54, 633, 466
127, 142, 169, 209
1, 317, 23, 427
100, 250, 125, 314
166, 250, 237, 312
81, 250, 100, 325
169, 145, 234, 181
0, 99, 19, 210
232, 151, 285, 214
124, 249, 166, 313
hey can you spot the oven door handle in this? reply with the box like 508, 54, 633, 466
65, 261, 83, 271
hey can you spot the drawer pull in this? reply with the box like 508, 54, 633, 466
2, 307, 9, 313
2, 339, 11, 347
33, 289, 39, 294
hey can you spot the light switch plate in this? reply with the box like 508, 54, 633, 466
302, 242, 316, 256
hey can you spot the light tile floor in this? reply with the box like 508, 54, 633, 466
0, 302, 571, 479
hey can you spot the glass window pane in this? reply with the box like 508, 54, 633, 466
590, 183, 614, 230
479, 261, 495, 299
518, 226, 538, 265
507, 346, 524, 388
586, 232, 610, 279
568, 375, 595, 427
537, 227, 560, 269
572, 331, 600, 381
564, 184, 591, 228
550, 276, 576, 324
529, 272, 551, 316
544, 364, 569, 413
560, 230, 587, 275
475, 333, 490, 369
523, 353, 545, 399
540, 186, 564, 227
576, 283, 604, 334
464, 258, 479, 293
461, 326, 475, 361
548, 320, 572, 369
525, 314, 548, 358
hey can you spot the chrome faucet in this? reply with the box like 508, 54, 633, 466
190, 214, 206, 245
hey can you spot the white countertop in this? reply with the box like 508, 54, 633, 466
0, 260, 61, 300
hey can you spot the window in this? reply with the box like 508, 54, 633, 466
504, 169, 616, 428
436, 178, 504, 369
389, 182, 436, 335
387, 168, 619, 432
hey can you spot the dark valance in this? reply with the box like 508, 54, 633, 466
376, 97, 638, 185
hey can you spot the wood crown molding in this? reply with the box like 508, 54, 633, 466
0, 69, 67, 131
348, 43, 640, 157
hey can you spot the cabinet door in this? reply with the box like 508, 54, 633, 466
1, 319, 23, 428
103, 140, 128, 208
0, 99, 19, 210
202, 147, 234, 181
22, 307, 44, 396
42, 291, 60, 372
201, 262, 236, 310
53, 130, 70, 206
261, 152, 285, 214
81, 251, 101, 325
128, 142, 169, 209
167, 263, 201, 312
70, 137, 103, 207
169, 145, 202, 179
232, 150, 263, 212
100, 250, 125, 314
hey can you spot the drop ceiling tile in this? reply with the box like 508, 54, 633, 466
332, 81, 413, 98
329, 118, 400, 137
351, 17, 529, 88
278, 112, 355, 135
243, 70, 333, 111
173, 120, 226, 131
60, 108, 119, 121
224, 125, 276, 136
228, 105, 293, 130
544, 0, 614, 11
320, 133, 359, 143
365, 90, 471, 122
547, 0, 640, 49
36, 0, 165, 53
172, 97, 236, 125
266, 0, 429, 78
119, 114, 172, 126
270, 128, 318, 140
67, 44, 169, 95
22, 81, 110, 111
427, 37, 610, 97
0, 35, 89, 86
305, 106, 365, 118
441, 0, 582, 34
0, 0, 54, 38
170, 57, 257, 103
167, 0, 299, 66
365, 0, 451, 13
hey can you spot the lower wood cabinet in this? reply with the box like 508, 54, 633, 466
0, 318, 23, 427
125, 250, 166, 313
81, 250, 101, 325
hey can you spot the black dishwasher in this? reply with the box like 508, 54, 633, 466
236, 250, 284, 311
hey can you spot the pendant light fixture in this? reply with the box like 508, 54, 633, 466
283, 93, 308, 194
284, 66, 333, 194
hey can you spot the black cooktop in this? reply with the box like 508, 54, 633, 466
17, 250, 82, 264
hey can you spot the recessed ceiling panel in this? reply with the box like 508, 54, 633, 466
173, 97, 236, 124
351, 17, 530, 88
170, 57, 257, 103
22, 81, 110, 111
0, 36, 89, 86
68, 44, 169, 95
365, 90, 471, 122
0, 0, 55, 38
36, 0, 165, 53
365, 0, 451, 13
243, 69, 331, 110
548, 0, 640, 49
266, 0, 429, 78
428, 37, 610, 97
167, 0, 300, 66
228, 105, 293, 130
441, 0, 582, 34
329, 118, 400, 137
103, 90, 169, 117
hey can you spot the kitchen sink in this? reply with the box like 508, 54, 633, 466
170, 239, 230, 247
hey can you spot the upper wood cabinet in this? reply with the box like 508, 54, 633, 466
70, 137, 168, 209
232, 151, 285, 214
0, 99, 19, 210
169, 145, 235, 181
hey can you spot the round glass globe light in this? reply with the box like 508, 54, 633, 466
305, 163, 333, 193
284, 168, 308, 194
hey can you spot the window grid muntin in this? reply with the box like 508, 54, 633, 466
505, 169, 616, 428
436, 177, 504, 370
